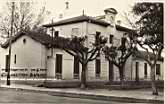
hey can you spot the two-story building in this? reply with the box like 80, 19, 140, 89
0, 8, 163, 86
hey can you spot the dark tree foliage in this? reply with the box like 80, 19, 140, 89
64, 35, 107, 89
103, 32, 137, 86
132, 2, 163, 95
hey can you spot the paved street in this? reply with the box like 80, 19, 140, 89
0, 83, 163, 104
0, 88, 127, 104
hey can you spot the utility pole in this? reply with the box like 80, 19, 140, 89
7, 2, 15, 85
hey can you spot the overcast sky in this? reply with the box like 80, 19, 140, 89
40, 0, 135, 24
0, 0, 136, 24
0, 0, 163, 25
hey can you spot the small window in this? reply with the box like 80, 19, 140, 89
14, 54, 16, 64
109, 34, 113, 44
144, 63, 147, 77
156, 64, 161, 75
54, 31, 59, 37
71, 28, 79, 36
74, 56, 79, 79
23, 38, 26, 44
111, 16, 114, 21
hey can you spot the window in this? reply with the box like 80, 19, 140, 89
109, 60, 114, 81
156, 64, 161, 75
135, 62, 139, 82
54, 31, 59, 37
109, 34, 113, 44
121, 37, 126, 47
55, 54, 62, 79
23, 38, 26, 44
96, 59, 101, 78
71, 28, 79, 36
74, 56, 79, 79
95, 31, 101, 45
5, 55, 9, 72
14, 54, 16, 64
144, 63, 147, 77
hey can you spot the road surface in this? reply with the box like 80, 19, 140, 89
0, 88, 151, 104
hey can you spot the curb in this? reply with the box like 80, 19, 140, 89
0, 86, 163, 103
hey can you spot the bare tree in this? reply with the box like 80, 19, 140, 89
64, 35, 107, 89
0, 2, 50, 37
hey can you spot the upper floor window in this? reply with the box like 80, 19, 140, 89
95, 31, 101, 45
109, 34, 113, 44
71, 28, 79, 36
54, 31, 59, 37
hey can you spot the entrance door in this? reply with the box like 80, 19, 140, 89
109, 61, 114, 82
55, 54, 62, 79
5, 55, 9, 72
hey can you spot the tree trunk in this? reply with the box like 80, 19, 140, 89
80, 63, 87, 89
119, 67, 124, 87
150, 65, 158, 95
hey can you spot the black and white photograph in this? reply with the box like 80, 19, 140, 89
0, 0, 164, 103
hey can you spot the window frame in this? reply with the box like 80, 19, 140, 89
144, 63, 147, 77
14, 54, 16, 64
109, 34, 114, 44
156, 64, 161, 75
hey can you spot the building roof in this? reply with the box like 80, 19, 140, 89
43, 15, 110, 27
1, 31, 70, 49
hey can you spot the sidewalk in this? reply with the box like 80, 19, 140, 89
0, 84, 164, 103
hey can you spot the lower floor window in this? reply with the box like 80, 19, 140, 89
74, 56, 79, 79
55, 54, 62, 79
96, 59, 101, 78
156, 64, 161, 75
